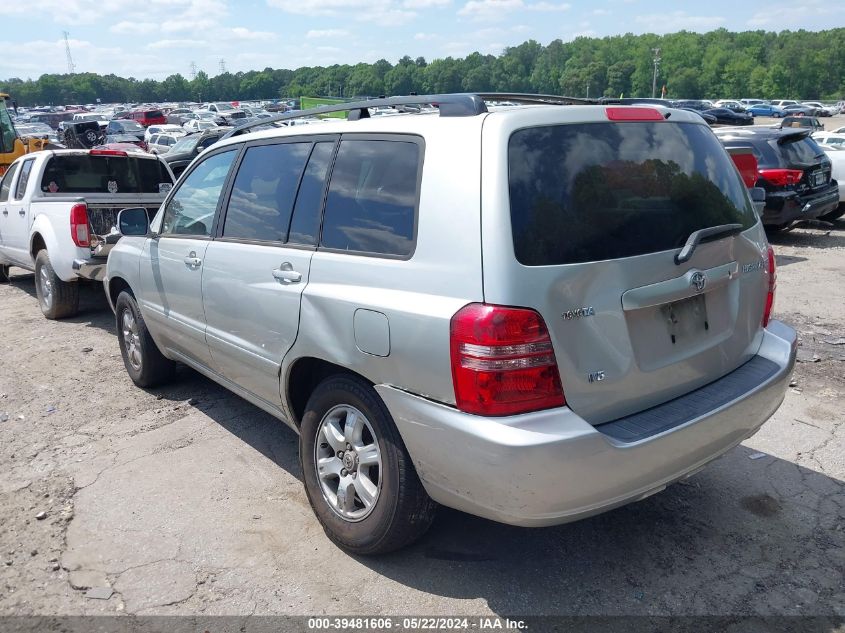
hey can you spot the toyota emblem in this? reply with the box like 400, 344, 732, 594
690, 271, 707, 292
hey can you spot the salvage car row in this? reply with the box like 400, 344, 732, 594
0, 94, 818, 555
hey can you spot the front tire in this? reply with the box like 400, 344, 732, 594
0, 264, 9, 282
34, 250, 79, 319
115, 291, 175, 387
300, 375, 437, 555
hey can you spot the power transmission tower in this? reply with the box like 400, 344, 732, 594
651, 48, 661, 99
219, 58, 227, 74
189, 61, 197, 81
63, 31, 76, 74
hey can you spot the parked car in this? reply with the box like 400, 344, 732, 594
58, 120, 105, 149
116, 109, 167, 127
103, 133, 148, 151
746, 104, 785, 118
144, 124, 186, 143
782, 104, 818, 116
206, 102, 247, 122
801, 102, 836, 117
780, 116, 824, 132
771, 100, 798, 108
702, 108, 753, 126
161, 128, 227, 177
166, 108, 194, 125
106, 119, 146, 142
676, 108, 717, 125
714, 100, 746, 112
105, 95, 796, 554
671, 99, 711, 111
812, 132, 845, 148
715, 127, 839, 231
740, 99, 769, 107
814, 144, 845, 221
183, 119, 220, 133
0, 149, 174, 318
147, 133, 182, 155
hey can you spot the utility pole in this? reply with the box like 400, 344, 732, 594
586, 82, 590, 99
651, 48, 661, 99
219, 58, 227, 74
63, 31, 76, 74
189, 61, 197, 81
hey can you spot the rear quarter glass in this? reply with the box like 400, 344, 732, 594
508, 121, 756, 266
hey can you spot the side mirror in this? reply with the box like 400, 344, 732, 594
117, 207, 150, 236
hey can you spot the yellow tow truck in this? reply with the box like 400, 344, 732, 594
0, 93, 51, 176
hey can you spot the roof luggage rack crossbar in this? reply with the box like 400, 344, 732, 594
226, 92, 598, 137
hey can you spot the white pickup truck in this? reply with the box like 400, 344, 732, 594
0, 149, 174, 319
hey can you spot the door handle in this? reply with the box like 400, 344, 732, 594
272, 262, 302, 284
183, 251, 202, 268
1, 209, 7, 216
18, 209, 25, 216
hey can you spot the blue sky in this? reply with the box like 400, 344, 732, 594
1, 0, 842, 80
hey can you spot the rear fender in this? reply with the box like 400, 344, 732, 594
29, 213, 83, 282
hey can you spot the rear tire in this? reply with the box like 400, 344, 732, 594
115, 290, 176, 387
34, 250, 79, 319
300, 374, 437, 555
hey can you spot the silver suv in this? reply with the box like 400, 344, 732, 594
105, 94, 797, 554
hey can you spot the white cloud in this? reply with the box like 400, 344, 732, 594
633, 11, 726, 32
414, 32, 440, 40
110, 21, 158, 35
403, 0, 450, 7
227, 27, 276, 40
747, 2, 844, 27
267, 0, 368, 14
306, 29, 350, 38
457, 0, 568, 20
357, 8, 417, 25
458, 0, 523, 20
148, 39, 210, 49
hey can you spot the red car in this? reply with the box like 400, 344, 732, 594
115, 109, 167, 127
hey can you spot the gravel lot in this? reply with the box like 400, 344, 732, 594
0, 221, 843, 617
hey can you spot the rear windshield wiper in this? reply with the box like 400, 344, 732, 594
675, 223, 744, 265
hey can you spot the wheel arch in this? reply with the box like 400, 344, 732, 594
285, 357, 372, 428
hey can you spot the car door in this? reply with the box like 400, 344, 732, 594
0, 161, 22, 264
3, 158, 36, 266
138, 147, 239, 370
202, 137, 336, 406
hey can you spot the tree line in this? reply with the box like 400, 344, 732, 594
3, 28, 844, 107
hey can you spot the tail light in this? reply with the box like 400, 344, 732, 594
70, 203, 90, 247
762, 245, 776, 327
605, 107, 664, 121
758, 168, 803, 186
450, 303, 565, 416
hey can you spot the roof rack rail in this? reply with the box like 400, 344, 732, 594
223, 92, 598, 139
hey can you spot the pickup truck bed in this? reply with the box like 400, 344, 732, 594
0, 149, 173, 318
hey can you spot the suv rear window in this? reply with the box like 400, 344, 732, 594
776, 135, 823, 164
508, 122, 756, 266
145, 110, 164, 118
40, 155, 173, 194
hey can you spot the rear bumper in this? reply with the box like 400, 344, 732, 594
377, 321, 796, 527
763, 185, 839, 225
72, 257, 107, 281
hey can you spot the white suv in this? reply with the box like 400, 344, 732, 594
105, 94, 796, 554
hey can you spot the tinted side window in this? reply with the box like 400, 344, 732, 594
288, 142, 334, 246
14, 159, 35, 200
223, 142, 310, 242
320, 139, 420, 256
161, 150, 237, 237
0, 162, 19, 203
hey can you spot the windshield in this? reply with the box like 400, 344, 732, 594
214, 103, 235, 111
40, 155, 173, 194
116, 121, 144, 132
508, 122, 756, 266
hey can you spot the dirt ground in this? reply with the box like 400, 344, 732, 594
0, 219, 843, 619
